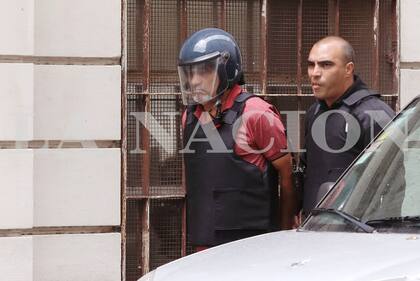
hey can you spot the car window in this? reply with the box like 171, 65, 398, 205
303, 97, 420, 233
401, 124, 420, 215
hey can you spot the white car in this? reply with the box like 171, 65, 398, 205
139, 96, 420, 281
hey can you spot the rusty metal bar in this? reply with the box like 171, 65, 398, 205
328, 0, 335, 35
180, 0, 188, 258
121, 0, 128, 280
177, 2, 181, 44
140, 200, 150, 275
372, 0, 380, 91
141, 0, 151, 275
174, 73, 187, 260
180, 0, 187, 41
335, 0, 340, 35
246, 0, 254, 75
181, 202, 187, 257
136, 0, 144, 75
126, 194, 185, 200
140, 95, 151, 273
260, 0, 267, 96
212, 1, 218, 27
391, 0, 398, 98
328, 0, 340, 35
141, 1, 151, 197
220, 0, 226, 30
143, 0, 151, 95
296, 0, 304, 152
297, 0, 303, 96
176, 97, 187, 257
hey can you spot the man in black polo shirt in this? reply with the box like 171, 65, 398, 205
302, 36, 395, 215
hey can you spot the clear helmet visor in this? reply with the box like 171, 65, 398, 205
178, 56, 228, 105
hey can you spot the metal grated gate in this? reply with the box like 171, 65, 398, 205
124, 1, 398, 280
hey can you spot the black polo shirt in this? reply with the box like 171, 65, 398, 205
302, 75, 395, 213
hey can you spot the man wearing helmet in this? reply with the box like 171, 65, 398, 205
178, 28, 297, 250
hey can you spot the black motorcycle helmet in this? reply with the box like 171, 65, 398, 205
178, 28, 244, 105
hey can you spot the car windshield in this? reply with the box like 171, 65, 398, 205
302, 97, 420, 233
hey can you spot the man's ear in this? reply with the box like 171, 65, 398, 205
345, 62, 354, 76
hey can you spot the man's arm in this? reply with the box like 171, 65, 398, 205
272, 153, 297, 230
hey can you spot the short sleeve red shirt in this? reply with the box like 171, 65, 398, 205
182, 85, 288, 171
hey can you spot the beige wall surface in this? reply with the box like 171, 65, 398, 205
0, 237, 33, 281
35, 0, 121, 57
401, 70, 420, 108
34, 65, 121, 140
401, 0, 420, 62
0, 0, 122, 280
0, 63, 34, 140
0, 150, 33, 229
0, 0, 34, 55
400, 0, 420, 108
34, 149, 121, 227
33, 233, 121, 281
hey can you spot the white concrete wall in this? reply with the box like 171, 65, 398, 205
0, 0, 122, 280
34, 149, 121, 227
0, 0, 34, 55
0, 64, 34, 141
33, 234, 121, 281
400, 69, 420, 107
34, 65, 121, 140
35, 0, 121, 57
400, 0, 420, 108
400, 0, 420, 62
0, 150, 33, 229
0, 237, 33, 281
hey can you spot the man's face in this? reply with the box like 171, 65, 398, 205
307, 43, 350, 105
188, 62, 220, 105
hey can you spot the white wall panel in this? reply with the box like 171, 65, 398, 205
0, 63, 34, 141
401, 0, 420, 62
33, 148, 120, 227
401, 69, 420, 108
0, 237, 33, 281
0, 150, 33, 229
34, 65, 121, 140
35, 0, 121, 57
33, 233, 120, 281
0, 0, 33, 55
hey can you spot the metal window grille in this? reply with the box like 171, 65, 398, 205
125, 200, 143, 281
124, 1, 398, 280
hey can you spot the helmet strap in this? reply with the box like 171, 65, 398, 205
208, 96, 223, 127
215, 98, 222, 119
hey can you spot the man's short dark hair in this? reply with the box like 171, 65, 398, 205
342, 40, 355, 64
315, 36, 355, 64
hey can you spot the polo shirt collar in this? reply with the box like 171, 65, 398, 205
193, 84, 243, 118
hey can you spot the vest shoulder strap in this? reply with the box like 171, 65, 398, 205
186, 104, 198, 125
223, 92, 257, 124
342, 89, 379, 107
310, 89, 380, 120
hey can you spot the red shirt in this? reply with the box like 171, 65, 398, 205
182, 85, 287, 171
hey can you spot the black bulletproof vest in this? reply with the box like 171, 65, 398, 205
303, 89, 380, 213
183, 92, 279, 246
